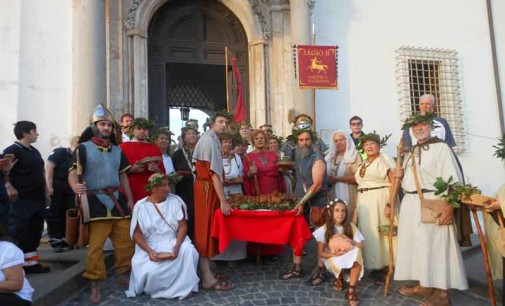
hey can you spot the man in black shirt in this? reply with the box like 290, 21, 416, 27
3, 121, 50, 273
349, 115, 365, 147
45, 136, 79, 252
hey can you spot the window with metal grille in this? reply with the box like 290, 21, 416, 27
396, 46, 465, 153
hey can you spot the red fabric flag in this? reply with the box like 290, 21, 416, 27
231, 56, 246, 122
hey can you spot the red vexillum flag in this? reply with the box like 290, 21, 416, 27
231, 56, 246, 123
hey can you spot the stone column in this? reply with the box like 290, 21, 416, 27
248, 39, 267, 128
72, 0, 107, 134
270, 1, 292, 136
289, 0, 313, 118
127, 29, 149, 119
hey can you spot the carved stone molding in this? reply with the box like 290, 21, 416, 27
249, 0, 270, 40
125, 0, 145, 30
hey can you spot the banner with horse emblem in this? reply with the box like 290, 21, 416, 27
297, 45, 338, 89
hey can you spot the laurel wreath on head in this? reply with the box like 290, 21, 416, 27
286, 127, 319, 143
401, 112, 435, 130
144, 173, 183, 192
356, 131, 391, 152
131, 118, 156, 130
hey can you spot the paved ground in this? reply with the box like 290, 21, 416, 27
61, 240, 493, 306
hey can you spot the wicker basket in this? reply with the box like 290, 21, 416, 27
460, 193, 495, 212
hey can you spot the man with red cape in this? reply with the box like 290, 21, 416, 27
120, 118, 165, 203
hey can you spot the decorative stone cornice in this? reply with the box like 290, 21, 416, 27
249, 0, 271, 40
125, 0, 145, 30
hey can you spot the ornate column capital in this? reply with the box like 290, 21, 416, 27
124, 0, 145, 30
248, 0, 271, 40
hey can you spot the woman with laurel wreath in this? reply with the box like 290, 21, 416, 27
354, 133, 397, 286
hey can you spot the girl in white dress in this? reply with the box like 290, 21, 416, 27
126, 174, 199, 300
313, 199, 364, 306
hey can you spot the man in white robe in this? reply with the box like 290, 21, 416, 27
126, 189, 199, 299
394, 114, 468, 305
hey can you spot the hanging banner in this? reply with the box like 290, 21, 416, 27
297, 45, 338, 89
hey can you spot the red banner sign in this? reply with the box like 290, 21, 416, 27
297, 45, 338, 89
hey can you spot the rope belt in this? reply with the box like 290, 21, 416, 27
357, 186, 388, 193
87, 187, 125, 217
404, 189, 435, 194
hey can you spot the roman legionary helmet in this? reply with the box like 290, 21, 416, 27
92, 103, 115, 126
294, 114, 313, 130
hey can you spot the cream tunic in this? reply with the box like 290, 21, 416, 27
394, 142, 468, 290
355, 154, 397, 270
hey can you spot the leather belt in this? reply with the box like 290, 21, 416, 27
357, 186, 388, 193
404, 189, 435, 194
87, 187, 125, 217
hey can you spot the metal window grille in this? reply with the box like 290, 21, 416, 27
167, 84, 214, 109
396, 46, 465, 153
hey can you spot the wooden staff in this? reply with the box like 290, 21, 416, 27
471, 209, 497, 306
225, 46, 230, 112
384, 138, 404, 296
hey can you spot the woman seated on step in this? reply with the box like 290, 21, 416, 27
125, 173, 199, 300
313, 199, 364, 306
0, 221, 34, 306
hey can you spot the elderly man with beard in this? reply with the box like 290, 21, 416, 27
402, 94, 456, 149
282, 114, 328, 161
393, 113, 468, 306
281, 128, 328, 286
193, 111, 234, 291
68, 104, 135, 304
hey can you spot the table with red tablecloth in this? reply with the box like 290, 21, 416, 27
211, 209, 313, 256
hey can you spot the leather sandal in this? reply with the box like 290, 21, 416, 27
398, 285, 434, 297
419, 290, 451, 306
280, 263, 303, 280
202, 279, 235, 291
306, 266, 325, 286
333, 274, 344, 292
346, 285, 359, 306
90, 281, 101, 304
213, 272, 230, 280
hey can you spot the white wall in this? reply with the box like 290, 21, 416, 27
314, 0, 505, 194
0, 0, 21, 151
0, 0, 72, 159
491, 0, 505, 128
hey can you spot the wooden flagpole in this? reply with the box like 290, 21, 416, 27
384, 137, 404, 296
225, 46, 230, 112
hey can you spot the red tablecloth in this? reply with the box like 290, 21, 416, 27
211, 210, 312, 256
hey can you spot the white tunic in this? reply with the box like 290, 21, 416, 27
125, 195, 199, 299
394, 142, 468, 290
313, 224, 365, 279
0, 241, 34, 302
212, 153, 247, 261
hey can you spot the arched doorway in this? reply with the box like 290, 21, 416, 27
148, 0, 249, 127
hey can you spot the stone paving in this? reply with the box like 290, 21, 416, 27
62, 240, 492, 306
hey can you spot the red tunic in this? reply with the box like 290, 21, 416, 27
243, 150, 285, 196
243, 150, 285, 255
193, 160, 220, 257
120, 142, 165, 203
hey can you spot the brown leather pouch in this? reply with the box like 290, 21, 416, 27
421, 199, 450, 224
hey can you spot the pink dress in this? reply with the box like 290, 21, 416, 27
243, 150, 285, 255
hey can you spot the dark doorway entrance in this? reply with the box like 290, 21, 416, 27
148, 0, 249, 127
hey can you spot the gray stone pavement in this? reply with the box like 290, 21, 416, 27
61, 240, 493, 306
